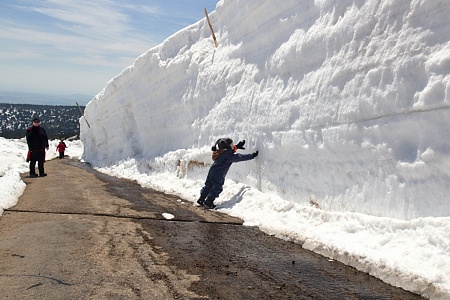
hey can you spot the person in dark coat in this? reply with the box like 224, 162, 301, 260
26, 117, 49, 177
197, 138, 258, 209
56, 140, 67, 159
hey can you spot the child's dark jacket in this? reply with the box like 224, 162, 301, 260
207, 148, 254, 184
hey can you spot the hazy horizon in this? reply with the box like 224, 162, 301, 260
0, 90, 91, 106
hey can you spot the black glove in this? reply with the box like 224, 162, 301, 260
236, 140, 245, 150
252, 151, 258, 158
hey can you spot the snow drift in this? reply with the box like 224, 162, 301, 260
82, 0, 450, 220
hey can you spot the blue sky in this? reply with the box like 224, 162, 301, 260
0, 0, 217, 101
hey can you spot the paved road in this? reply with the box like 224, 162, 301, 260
0, 158, 423, 299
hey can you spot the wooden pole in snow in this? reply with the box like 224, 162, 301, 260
76, 102, 90, 128
204, 8, 218, 48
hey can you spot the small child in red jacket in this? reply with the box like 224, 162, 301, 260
56, 140, 67, 159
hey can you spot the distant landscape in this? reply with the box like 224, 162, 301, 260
0, 91, 91, 106
0, 103, 84, 140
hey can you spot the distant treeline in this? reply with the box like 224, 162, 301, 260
0, 103, 84, 140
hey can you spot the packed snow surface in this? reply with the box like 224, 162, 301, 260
82, 0, 450, 220
9, 0, 448, 298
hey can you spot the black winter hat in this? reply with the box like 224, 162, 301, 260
212, 138, 233, 151
32, 117, 40, 122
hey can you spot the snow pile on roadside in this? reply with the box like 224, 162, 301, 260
80, 0, 450, 298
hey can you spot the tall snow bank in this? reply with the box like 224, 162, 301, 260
81, 0, 450, 220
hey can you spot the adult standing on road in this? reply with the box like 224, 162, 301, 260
26, 117, 49, 177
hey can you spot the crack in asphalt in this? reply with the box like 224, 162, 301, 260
3, 208, 243, 226
0, 274, 74, 286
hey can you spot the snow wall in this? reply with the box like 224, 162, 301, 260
81, 0, 450, 220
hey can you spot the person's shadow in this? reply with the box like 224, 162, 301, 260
220, 185, 249, 209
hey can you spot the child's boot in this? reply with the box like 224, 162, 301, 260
203, 197, 216, 209
196, 196, 206, 206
